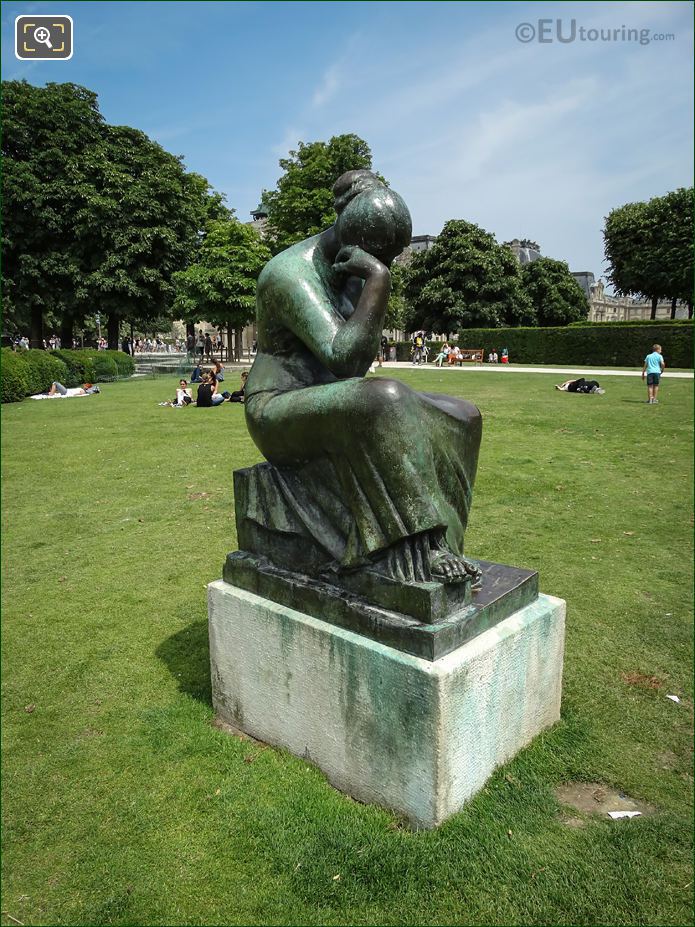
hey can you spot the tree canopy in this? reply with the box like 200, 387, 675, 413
404, 220, 535, 333
263, 134, 375, 253
603, 188, 693, 318
2, 81, 105, 344
74, 124, 226, 346
521, 257, 589, 326
173, 219, 271, 356
2, 79, 229, 347
650, 188, 693, 315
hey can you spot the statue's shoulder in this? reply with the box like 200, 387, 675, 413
258, 236, 321, 295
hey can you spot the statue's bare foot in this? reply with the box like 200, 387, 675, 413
430, 549, 482, 587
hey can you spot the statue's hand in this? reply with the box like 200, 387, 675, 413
334, 246, 387, 281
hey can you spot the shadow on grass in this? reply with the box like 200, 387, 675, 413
620, 399, 652, 404
156, 619, 212, 706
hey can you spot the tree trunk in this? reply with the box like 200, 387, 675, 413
107, 313, 120, 351
130, 322, 135, 352
60, 312, 74, 349
30, 306, 44, 349
186, 321, 195, 339
235, 328, 243, 363
227, 323, 234, 363
689, 302, 693, 320
670, 297, 677, 320
650, 295, 657, 320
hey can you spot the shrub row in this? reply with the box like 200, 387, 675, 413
1, 348, 135, 403
393, 322, 693, 368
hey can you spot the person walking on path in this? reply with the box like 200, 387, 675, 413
642, 343, 665, 404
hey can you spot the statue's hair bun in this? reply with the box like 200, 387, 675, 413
333, 170, 383, 214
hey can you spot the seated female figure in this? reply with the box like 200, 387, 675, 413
244, 171, 482, 586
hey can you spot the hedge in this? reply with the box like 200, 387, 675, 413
108, 350, 135, 377
92, 355, 118, 380
49, 350, 96, 386
394, 322, 693, 368
1, 348, 135, 402
1, 350, 30, 403
22, 350, 69, 395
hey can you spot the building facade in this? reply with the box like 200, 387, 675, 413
586, 279, 688, 322
503, 240, 688, 322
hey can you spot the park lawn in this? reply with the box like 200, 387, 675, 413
1, 370, 692, 927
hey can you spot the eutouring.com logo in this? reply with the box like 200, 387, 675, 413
515, 19, 676, 46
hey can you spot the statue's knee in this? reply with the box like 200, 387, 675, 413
360, 378, 410, 415
468, 402, 482, 428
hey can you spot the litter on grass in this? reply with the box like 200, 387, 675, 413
608, 810, 642, 820
666, 695, 681, 703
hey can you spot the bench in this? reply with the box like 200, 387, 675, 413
449, 349, 484, 366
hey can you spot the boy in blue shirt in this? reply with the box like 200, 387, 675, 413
642, 343, 665, 404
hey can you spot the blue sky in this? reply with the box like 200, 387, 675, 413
2, 0, 693, 281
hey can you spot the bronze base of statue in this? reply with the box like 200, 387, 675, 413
223, 550, 537, 662
229, 460, 538, 659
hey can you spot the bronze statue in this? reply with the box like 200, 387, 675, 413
228, 171, 483, 630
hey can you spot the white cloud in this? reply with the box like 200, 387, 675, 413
290, 1, 692, 279
312, 62, 341, 108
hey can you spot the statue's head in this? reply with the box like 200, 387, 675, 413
333, 170, 412, 266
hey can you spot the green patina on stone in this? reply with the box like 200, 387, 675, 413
208, 580, 565, 828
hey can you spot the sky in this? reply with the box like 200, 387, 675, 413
2, 0, 693, 281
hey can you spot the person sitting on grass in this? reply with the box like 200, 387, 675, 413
159, 379, 193, 407
213, 360, 225, 382
191, 364, 203, 383
223, 371, 248, 403
195, 372, 224, 407
555, 378, 605, 394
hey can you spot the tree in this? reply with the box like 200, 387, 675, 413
385, 261, 407, 332
404, 220, 535, 334
75, 125, 225, 349
521, 257, 589, 326
2, 80, 230, 349
263, 134, 375, 253
173, 219, 271, 360
650, 188, 693, 318
2, 80, 104, 346
603, 188, 693, 319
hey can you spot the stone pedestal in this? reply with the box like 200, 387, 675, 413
208, 580, 565, 829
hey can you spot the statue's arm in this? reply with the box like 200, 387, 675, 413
267, 253, 391, 379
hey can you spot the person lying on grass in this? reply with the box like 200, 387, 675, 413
30, 381, 101, 399
555, 378, 605, 394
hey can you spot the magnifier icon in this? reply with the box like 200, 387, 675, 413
33, 26, 53, 49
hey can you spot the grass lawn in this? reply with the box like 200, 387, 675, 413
2, 370, 693, 927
